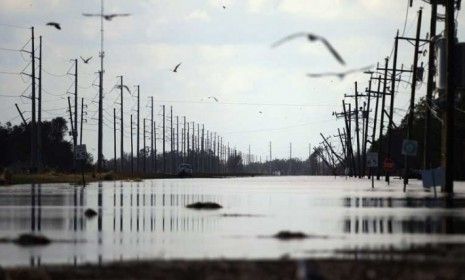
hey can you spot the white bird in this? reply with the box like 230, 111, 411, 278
272, 33, 345, 65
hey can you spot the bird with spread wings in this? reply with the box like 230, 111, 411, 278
272, 33, 345, 65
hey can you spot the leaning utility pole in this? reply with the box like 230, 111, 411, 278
403, 9, 422, 189
424, 1, 437, 170
444, 0, 456, 193
68, 97, 76, 169
15, 104, 27, 126
362, 80, 373, 177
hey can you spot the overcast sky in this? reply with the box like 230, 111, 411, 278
0, 0, 464, 161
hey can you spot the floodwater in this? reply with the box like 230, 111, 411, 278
1, 176, 465, 267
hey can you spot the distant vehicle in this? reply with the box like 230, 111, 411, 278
177, 163, 193, 177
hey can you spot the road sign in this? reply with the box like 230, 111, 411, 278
366, 152, 378, 168
75, 145, 87, 161
401, 139, 418, 156
383, 158, 395, 172
421, 167, 445, 189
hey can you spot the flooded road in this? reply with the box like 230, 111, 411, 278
1, 176, 465, 267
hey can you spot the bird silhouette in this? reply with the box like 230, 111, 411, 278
46, 22, 61, 30
172, 63, 182, 73
116, 84, 131, 94
259, 111, 263, 114
271, 33, 345, 65
208, 96, 219, 102
80, 56, 93, 64
307, 65, 374, 80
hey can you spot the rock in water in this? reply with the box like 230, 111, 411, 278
13, 234, 51, 246
186, 202, 222, 210
84, 208, 98, 218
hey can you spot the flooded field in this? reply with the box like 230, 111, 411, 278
1, 176, 465, 267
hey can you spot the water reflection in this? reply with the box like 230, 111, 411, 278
0, 177, 465, 266
343, 197, 465, 208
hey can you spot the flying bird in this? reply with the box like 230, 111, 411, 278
116, 84, 131, 94
46, 22, 61, 30
306, 65, 374, 80
172, 63, 182, 73
208, 96, 219, 102
80, 56, 93, 64
271, 33, 345, 65
259, 111, 263, 114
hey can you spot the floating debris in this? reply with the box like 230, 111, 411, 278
273, 231, 307, 240
186, 202, 222, 210
84, 208, 98, 218
13, 234, 51, 246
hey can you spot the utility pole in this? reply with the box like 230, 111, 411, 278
37, 36, 42, 170
444, 0, 456, 193
171, 107, 174, 173
119, 76, 124, 171
151, 97, 154, 173
97, 71, 103, 171
362, 80, 373, 177
143, 118, 146, 174
403, 9, 422, 189
136, 85, 140, 172
30, 27, 37, 172
269, 141, 272, 174
424, 1, 437, 170
354, 82, 361, 177
74, 59, 78, 152
154, 121, 157, 174
176, 116, 179, 169
80, 98, 84, 145
386, 31, 400, 183
68, 97, 76, 169
130, 114, 133, 176
113, 108, 117, 172
162, 105, 166, 174
201, 124, 205, 172
377, 57, 389, 180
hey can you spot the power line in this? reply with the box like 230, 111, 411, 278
154, 99, 334, 108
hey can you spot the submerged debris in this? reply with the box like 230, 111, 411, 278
13, 233, 51, 246
186, 202, 222, 210
84, 208, 98, 218
273, 231, 308, 240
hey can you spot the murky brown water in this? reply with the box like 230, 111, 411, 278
1, 176, 464, 267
